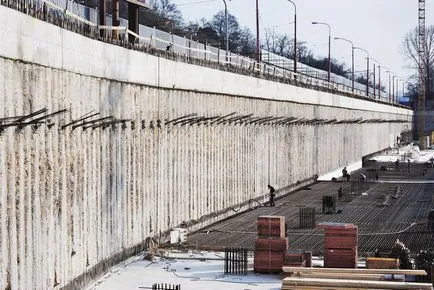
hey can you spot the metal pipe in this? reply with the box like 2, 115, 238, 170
165, 113, 197, 125
72, 116, 114, 129
62, 112, 100, 130
210, 112, 237, 125
16, 108, 47, 122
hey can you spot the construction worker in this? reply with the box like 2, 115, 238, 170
342, 167, 350, 182
267, 185, 276, 207
359, 173, 367, 183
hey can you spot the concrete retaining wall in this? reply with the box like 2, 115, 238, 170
0, 5, 412, 290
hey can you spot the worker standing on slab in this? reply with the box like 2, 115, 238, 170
267, 185, 276, 207
342, 167, 350, 182
407, 159, 411, 172
395, 159, 400, 172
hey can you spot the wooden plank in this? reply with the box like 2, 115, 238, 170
366, 257, 399, 269
282, 277, 433, 289
282, 266, 427, 276
317, 222, 357, 230
295, 272, 405, 281
282, 287, 390, 290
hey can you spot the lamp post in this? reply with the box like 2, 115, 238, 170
393, 76, 400, 104
223, 0, 229, 60
392, 75, 397, 103
334, 37, 354, 92
353, 47, 369, 97
368, 57, 379, 99
378, 64, 381, 99
255, 0, 260, 64
288, 0, 297, 73
312, 21, 331, 82
385, 69, 392, 103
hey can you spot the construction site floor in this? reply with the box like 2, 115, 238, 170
187, 162, 434, 256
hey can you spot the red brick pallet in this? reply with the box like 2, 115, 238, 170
254, 251, 284, 273
257, 215, 286, 238
325, 235, 358, 248
318, 222, 358, 268
254, 216, 288, 273
255, 237, 288, 252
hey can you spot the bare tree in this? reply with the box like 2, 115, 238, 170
237, 27, 256, 58
207, 11, 241, 51
148, 0, 183, 30
402, 25, 434, 101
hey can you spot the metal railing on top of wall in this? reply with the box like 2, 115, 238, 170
0, 0, 403, 107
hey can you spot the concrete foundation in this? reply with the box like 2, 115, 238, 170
0, 5, 412, 290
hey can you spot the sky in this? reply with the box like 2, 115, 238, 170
171, 0, 434, 86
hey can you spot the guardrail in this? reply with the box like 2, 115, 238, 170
0, 0, 404, 107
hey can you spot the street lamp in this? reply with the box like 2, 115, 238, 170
392, 75, 399, 104
334, 37, 354, 92
222, 0, 230, 60
288, 0, 297, 73
255, 0, 260, 64
312, 21, 331, 82
353, 47, 369, 97
368, 57, 379, 99
385, 68, 392, 103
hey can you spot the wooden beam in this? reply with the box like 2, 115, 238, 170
282, 266, 427, 276
282, 287, 388, 290
295, 272, 405, 281
282, 277, 433, 289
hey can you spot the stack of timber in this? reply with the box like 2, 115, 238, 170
281, 267, 432, 289
317, 222, 358, 268
366, 257, 399, 269
254, 216, 287, 273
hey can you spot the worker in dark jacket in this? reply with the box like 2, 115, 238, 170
267, 185, 276, 207
342, 167, 350, 182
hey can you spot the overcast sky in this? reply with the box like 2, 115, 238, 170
172, 0, 434, 85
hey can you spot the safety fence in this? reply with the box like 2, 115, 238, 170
0, 0, 401, 106
299, 207, 316, 229
152, 283, 181, 290
224, 247, 248, 275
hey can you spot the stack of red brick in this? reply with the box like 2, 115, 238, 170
284, 250, 312, 267
254, 216, 287, 273
317, 222, 358, 268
